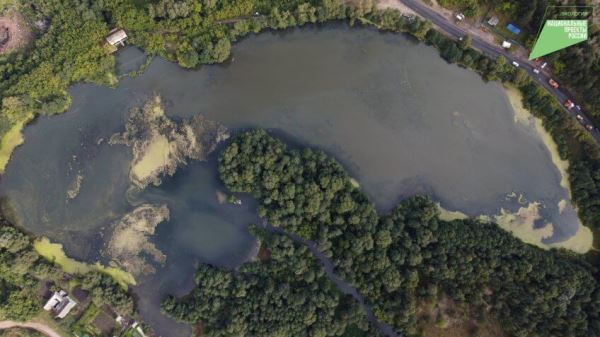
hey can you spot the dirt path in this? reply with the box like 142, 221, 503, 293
0, 12, 32, 54
0, 321, 63, 337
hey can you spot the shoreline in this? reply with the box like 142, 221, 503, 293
34, 237, 136, 288
503, 85, 593, 253
0, 115, 31, 173
437, 84, 594, 254
435, 86, 593, 254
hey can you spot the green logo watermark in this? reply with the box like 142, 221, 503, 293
528, 7, 592, 60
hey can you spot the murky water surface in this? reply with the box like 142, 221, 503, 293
0, 26, 579, 336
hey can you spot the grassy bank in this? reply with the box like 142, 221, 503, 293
0, 114, 31, 173
0, 218, 137, 330
1, 1, 598, 249
34, 237, 136, 288
503, 85, 593, 253
414, 24, 600, 250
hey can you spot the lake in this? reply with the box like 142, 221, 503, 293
0, 25, 584, 336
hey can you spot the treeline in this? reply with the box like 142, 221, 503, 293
0, 0, 115, 137
0, 218, 135, 321
1, 0, 598, 164
518, 81, 600, 236
406, 24, 600, 237
433, 0, 600, 123
161, 227, 384, 337
375, 0, 600, 243
548, 30, 600, 123
0, 0, 427, 163
164, 129, 600, 337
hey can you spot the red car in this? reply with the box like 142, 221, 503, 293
564, 99, 575, 109
549, 79, 559, 89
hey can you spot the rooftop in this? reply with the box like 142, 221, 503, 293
106, 29, 127, 46
43, 290, 77, 319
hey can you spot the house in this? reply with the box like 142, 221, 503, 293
43, 290, 77, 319
106, 29, 127, 47
487, 16, 499, 26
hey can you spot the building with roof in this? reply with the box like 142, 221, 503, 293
43, 290, 77, 319
487, 16, 499, 26
106, 29, 127, 47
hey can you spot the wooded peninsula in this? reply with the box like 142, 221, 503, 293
162, 129, 600, 337
2, 1, 600, 337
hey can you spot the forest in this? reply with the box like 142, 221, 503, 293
0, 218, 136, 322
163, 129, 600, 337
0, 0, 369, 143
1, 0, 598, 224
162, 228, 384, 337
2, 0, 600, 335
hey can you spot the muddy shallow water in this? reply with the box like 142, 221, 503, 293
0, 25, 584, 336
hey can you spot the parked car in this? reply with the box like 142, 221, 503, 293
511, 61, 520, 67
541, 62, 548, 69
455, 13, 465, 21
575, 105, 582, 111
533, 68, 540, 74
576, 114, 584, 122
586, 124, 594, 131
548, 79, 559, 88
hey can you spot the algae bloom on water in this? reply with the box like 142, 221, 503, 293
34, 237, 136, 288
104, 203, 170, 276
109, 95, 230, 189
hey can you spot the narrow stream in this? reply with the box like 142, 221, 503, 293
0, 25, 586, 335
268, 226, 401, 337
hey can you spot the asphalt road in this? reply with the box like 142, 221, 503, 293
399, 0, 600, 144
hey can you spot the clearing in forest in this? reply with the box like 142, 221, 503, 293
0, 12, 31, 54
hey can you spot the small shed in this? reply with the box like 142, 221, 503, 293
487, 16, 499, 26
506, 23, 521, 35
502, 41, 512, 49
106, 29, 127, 46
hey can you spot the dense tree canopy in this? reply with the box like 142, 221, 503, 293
0, 218, 136, 321
162, 130, 600, 337
2, 1, 600, 335
162, 229, 383, 337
